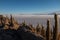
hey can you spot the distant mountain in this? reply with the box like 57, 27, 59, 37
49, 11, 60, 15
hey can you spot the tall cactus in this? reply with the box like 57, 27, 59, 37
10, 14, 13, 27
53, 14, 58, 40
50, 28, 53, 40
46, 19, 50, 40
0, 16, 3, 25
0, 16, 2, 27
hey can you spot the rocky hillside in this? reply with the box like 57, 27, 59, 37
0, 15, 44, 40
0, 14, 60, 40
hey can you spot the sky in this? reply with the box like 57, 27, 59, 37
0, 0, 60, 14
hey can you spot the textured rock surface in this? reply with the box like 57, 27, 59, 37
0, 27, 44, 40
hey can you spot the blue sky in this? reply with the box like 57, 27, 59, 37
0, 0, 60, 14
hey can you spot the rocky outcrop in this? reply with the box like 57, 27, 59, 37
0, 27, 44, 40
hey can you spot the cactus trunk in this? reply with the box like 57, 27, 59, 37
46, 19, 50, 40
10, 14, 13, 27
53, 14, 58, 40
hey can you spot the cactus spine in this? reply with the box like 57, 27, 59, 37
53, 14, 58, 40
46, 19, 50, 40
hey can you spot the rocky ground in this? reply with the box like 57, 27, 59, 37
0, 26, 44, 40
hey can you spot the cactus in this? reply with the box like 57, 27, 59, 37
10, 14, 13, 27
29, 23, 33, 28
36, 23, 41, 34
53, 14, 58, 40
0, 16, 3, 25
29, 24, 35, 33
46, 19, 50, 40
10, 14, 13, 26
22, 20, 26, 26
29, 23, 33, 30
0, 16, 3, 27
0, 15, 5, 27
50, 28, 53, 40
41, 25, 46, 37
